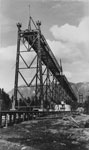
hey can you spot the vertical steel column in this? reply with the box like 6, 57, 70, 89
36, 21, 44, 109
13, 23, 21, 110
46, 68, 49, 102
55, 79, 57, 101
48, 72, 51, 109
58, 83, 60, 103
35, 57, 38, 104
51, 76, 54, 102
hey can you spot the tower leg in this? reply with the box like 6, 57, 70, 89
12, 23, 22, 110
37, 21, 44, 110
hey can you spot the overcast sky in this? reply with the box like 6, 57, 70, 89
0, 0, 89, 92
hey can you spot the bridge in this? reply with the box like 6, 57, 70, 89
0, 16, 78, 128
13, 16, 77, 110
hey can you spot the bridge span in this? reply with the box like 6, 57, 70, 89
13, 16, 77, 110
0, 16, 78, 128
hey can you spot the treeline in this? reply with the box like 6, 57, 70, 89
0, 89, 11, 110
84, 96, 89, 114
15, 96, 53, 110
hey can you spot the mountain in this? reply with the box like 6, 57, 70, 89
71, 82, 89, 102
8, 86, 35, 99
8, 82, 89, 102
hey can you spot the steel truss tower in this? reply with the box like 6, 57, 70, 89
13, 17, 77, 110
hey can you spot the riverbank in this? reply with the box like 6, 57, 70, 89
0, 113, 89, 150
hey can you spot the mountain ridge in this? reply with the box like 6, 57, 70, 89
8, 82, 89, 102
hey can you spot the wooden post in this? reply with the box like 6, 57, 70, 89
13, 113, 16, 124
5, 114, 8, 128
9, 114, 12, 125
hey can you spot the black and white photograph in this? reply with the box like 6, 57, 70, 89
0, 0, 89, 149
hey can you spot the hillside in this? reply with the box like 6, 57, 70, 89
8, 82, 89, 102
9, 86, 35, 99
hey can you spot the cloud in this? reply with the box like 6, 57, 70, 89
0, 13, 16, 34
41, 0, 89, 1
64, 71, 72, 79
50, 17, 89, 43
47, 16, 89, 82
0, 45, 16, 91
0, 44, 37, 92
52, 3, 61, 9
50, 17, 89, 61
0, 44, 36, 62
84, 0, 89, 16
54, 0, 89, 1
47, 39, 82, 64
0, 45, 16, 61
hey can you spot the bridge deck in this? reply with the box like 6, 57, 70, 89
22, 30, 77, 101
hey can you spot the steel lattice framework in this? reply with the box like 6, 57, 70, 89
13, 17, 77, 110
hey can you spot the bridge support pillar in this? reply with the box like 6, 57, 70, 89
36, 21, 44, 110
13, 23, 22, 110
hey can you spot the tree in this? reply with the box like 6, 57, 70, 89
0, 89, 11, 110
84, 96, 89, 114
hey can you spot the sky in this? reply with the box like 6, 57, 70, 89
0, 0, 89, 92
